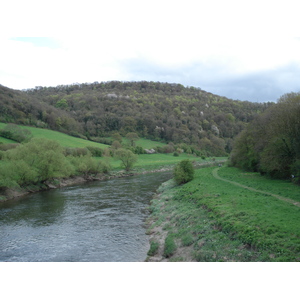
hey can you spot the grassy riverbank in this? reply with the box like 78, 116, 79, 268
146, 166, 300, 262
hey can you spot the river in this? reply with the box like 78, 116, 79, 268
0, 172, 172, 262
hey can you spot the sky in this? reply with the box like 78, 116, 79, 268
1, 0, 300, 102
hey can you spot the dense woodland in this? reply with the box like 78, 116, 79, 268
230, 92, 300, 183
0, 81, 272, 156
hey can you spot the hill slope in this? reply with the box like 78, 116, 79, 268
0, 81, 273, 156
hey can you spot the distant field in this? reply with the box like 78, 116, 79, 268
0, 123, 109, 149
0, 123, 166, 150
135, 138, 166, 149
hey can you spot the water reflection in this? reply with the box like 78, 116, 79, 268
0, 172, 171, 262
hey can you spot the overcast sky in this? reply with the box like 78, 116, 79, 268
1, 0, 300, 102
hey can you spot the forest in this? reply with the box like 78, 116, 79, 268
230, 92, 300, 183
0, 81, 272, 157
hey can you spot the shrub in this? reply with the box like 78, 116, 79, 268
0, 124, 32, 143
98, 159, 112, 174
173, 159, 195, 185
115, 148, 138, 171
0, 143, 19, 151
147, 241, 159, 256
163, 235, 177, 258
86, 146, 103, 157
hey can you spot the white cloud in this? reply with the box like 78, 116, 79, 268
1, 0, 300, 101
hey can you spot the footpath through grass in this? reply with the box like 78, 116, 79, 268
147, 166, 300, 262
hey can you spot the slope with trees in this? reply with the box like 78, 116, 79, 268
0, 81, 272, 157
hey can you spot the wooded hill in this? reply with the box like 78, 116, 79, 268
0, 81, 272, 156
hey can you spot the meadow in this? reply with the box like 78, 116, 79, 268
147, 166, 300, 262
0, 123, 110, 149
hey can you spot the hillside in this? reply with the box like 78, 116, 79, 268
0, 81, 273, 156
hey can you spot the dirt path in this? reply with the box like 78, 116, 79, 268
212, 168, 300, 208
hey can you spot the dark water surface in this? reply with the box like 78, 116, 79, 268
0, 172, 171, 262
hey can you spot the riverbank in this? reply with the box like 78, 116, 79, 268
0, 171, 134, 202
145, 166, 300, 262
0, 159, 224, 203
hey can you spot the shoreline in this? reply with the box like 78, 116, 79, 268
1, 160, 224, 203
0, 171, 135, 203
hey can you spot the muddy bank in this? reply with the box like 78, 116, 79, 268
145, 192, 196, 262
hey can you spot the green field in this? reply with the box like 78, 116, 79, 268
0, 123, 168, 150
147, 166, 300, 262
134, 138, 166, 149
0, 123, 111, 149
0, 136, 17, 144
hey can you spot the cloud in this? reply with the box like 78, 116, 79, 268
1, 1, 300, 102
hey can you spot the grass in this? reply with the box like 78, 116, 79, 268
147, 241, 159, 256
0, 122, 110, 148
218, 166, 300, 200
135, 138, 167, 149
0, 136, 17, 144
0, 123, 167, 150
147, 166, 300, 261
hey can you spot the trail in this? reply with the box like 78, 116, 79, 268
212, 168, 300, 208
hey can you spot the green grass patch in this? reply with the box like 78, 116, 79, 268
148, 166, 300, 261
0, 122, 109, 149
218, 166, 300, 200
0, 136, 17, 144
147, 241, 159, 256
135, 138, 167, 149
163, 234, 177, 258
0, 123, 167, 151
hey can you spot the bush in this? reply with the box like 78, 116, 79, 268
163, 235, 177, 258
98, 159, 112, 174
0, 124, 32, 143
64, 147, 89, 157
173, 159, 195, 185
86, 146, 103, 157
115, 148, 138, 171
147, 241, 159, 256
0, 143, 19, 151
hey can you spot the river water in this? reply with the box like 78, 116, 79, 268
0, 172, 171, 262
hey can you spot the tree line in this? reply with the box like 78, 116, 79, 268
230, 92, 300, 183
0, 138, 112, 190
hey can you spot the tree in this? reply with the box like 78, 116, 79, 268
115, 148, 138, 171
5, 138, 73, 182
173, 159, 195, 185
125, 132, 139, 147
112, 132, 122, 143
111, 140, 122, 150
230, 92, 300, 180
